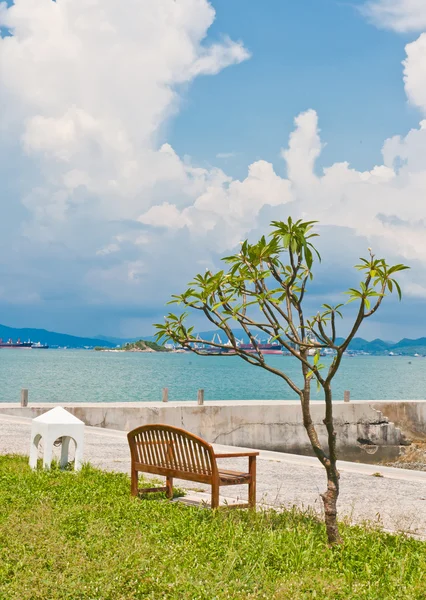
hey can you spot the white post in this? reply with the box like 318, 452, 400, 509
21, 388, 28, 407
162, 388, 169, 403
197, 389, 204, 405
344, 390, 350, 403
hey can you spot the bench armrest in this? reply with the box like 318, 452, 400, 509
214, 452, 259, 458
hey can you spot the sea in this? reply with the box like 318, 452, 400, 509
0, 350, 425, 404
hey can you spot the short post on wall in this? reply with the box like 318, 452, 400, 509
29, 407, 85, 471
21, 388, 29, 407
344, 390, 350, 403
197, 389, 204, 406
162, 388, 169, 403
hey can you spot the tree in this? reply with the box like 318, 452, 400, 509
155, 218, 408, 544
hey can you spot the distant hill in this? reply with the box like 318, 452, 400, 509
0, 324, 116, 349
121, 340, 170, 352
391, 338, 426, 355
335, 337, 393, 353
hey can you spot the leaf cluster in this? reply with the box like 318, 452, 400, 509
155, 218, 409, 393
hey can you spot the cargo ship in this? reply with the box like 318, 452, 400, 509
0, 338, 32, 348
238, 342, 283, 355
194, 334, 284, 355
175, 333, 285, 355
0, 338, 49, 349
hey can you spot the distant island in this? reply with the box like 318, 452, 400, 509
94, 340, 170, 353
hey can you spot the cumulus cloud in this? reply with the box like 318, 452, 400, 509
1, 0, 426, 336
363, 0, 426, 32
362, 2, 426, 119
0, 0, 249, 320
139, 159, 293, 249
141, 109, 426, 269
404, 34, 426, 114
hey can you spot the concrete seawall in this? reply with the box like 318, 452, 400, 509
0, 399, 415, 463
371, 400, 426, 440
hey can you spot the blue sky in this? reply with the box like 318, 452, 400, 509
170, 0, 418, 177
0, 0, 426, 339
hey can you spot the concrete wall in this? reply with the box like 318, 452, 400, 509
0, 400, 408, 463
370, 401, 426, 440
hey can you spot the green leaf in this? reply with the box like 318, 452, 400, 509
393, 279, 402, 300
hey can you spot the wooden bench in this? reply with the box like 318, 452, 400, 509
127, 424, 258, 509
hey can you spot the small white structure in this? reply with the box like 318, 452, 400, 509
29, 407, 85, 471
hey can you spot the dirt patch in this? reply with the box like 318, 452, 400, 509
384, 442, 426, 471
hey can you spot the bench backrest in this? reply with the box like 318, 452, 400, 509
128, 424, 216, 480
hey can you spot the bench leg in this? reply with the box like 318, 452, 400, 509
211, 479, 220, 509
131, 468, 138, 497
166, 476, 173, 499
248, 456, 256, 509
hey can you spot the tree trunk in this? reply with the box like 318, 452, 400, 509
300, 365, 342, 545
322, 386, 342, 545
321, 465, 342, 545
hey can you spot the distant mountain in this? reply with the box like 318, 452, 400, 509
340, 337, 426, 355
394, 337, 426, 348
391, 338, 426, 355
0, 324, 116, 349
335, 337, 393, 353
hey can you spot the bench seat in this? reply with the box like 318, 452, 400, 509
127, 424, 258, 509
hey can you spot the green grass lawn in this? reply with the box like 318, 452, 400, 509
1, 455, 426, 600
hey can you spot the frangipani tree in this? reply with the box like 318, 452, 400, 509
155, 218, 408, 544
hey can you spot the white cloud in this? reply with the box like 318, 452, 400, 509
362, 1, 426, 120
0, 0, 250, 314
363, 0, 426, 32
139, 202, 192, 229
139, 159, 293, 249
1, 0, 426, 335
0, 0, 249, 232
403, 33, 426, 114
141, 109, 426, 268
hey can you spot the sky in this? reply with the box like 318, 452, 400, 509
0, 0, 426, 340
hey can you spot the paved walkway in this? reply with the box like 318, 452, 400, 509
2, 413, 426, 538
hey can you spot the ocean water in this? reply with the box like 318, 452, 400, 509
0, 350, 425, 404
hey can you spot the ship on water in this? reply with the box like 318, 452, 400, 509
238, 341, 283, 355
184, 334, 284, 355
31, 341, 49, 349
0, 338, 32, 348
0, 338, 49, 349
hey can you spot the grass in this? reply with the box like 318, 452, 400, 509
1, 456, 426, 600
